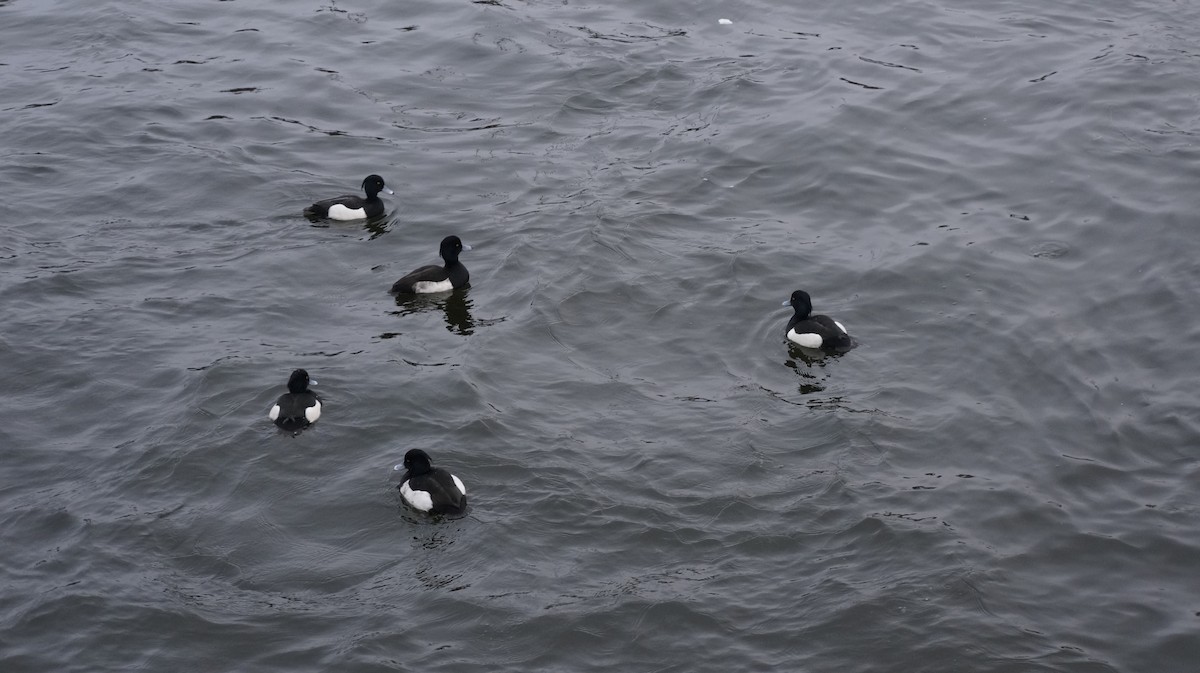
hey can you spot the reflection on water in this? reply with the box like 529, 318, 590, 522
439, 292, 475, 335
303, 212, 392, 240
390, 289, 477, 336
360, 214, 391, 240
388, 289, 507, 335
784, 344, 855, 395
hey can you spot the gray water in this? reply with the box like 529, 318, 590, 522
3, 0, 1199, 671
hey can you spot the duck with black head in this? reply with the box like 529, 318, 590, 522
303, 174, 393, 220
390, 235, 472, 294
268, 369, 322, 431
395, 449, 468, 516
782, 290, 854, 351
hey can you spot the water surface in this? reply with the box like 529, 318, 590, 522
2, 0, 1199, 671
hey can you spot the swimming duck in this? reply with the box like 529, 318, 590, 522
268, 368, 321, 430
303, 174, 393, 220
783, 290, 853, 350
396, 449, 468, 516
390, 235, 471, 294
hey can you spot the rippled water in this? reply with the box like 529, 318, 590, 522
3, 0, 1200, 670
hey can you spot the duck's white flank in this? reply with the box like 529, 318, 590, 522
413, 279, 455, 293
400, 481, 434, 512
787, 330, 824, 349
305, 400, 322, 423
326, 203, 366, 221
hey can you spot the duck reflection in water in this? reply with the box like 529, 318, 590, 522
391, 289, 477, 336
359, 214, 391, 240
304, 212, 392, 241
784, 331, 863, 394
784, 348, 833, 395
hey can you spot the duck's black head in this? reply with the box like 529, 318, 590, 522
287, 368, 312, 394
439, 235, 467, 263
789, 290, 813, 318
403, 448, 434, 475
361, 175, 391, 198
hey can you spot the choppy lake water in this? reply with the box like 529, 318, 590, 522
3, 0, 1200, 671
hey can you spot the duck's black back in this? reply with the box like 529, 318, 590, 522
273, 390, 319, 429
791, 315, 853, 349
404, 468, 467, 515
